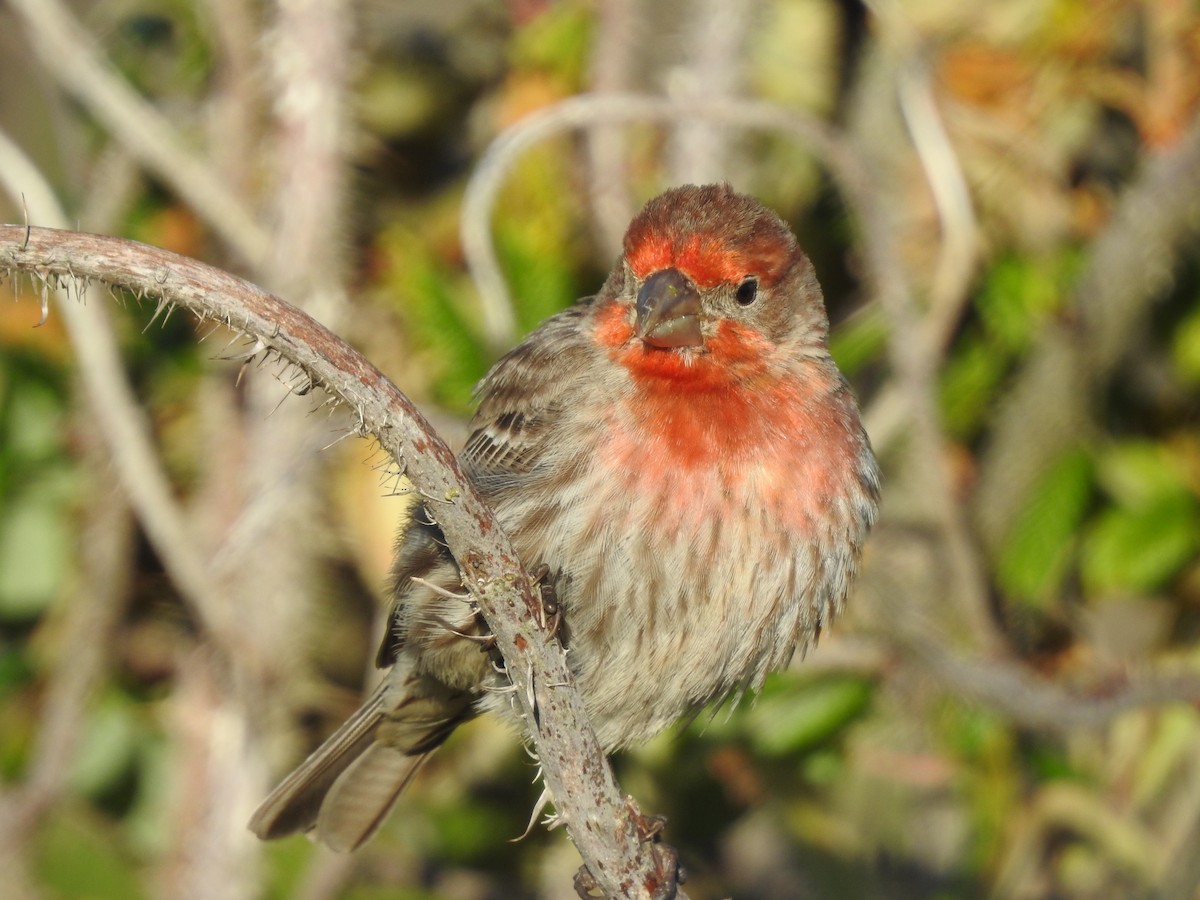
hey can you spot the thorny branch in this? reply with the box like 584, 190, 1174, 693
0, 226, 684, 900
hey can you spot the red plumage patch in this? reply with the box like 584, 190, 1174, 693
593, 301, 785, 464
590, 300, 856, 527
593, 301, 772, 390
626, 232, 794, 289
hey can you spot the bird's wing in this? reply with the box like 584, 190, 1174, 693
461, 302, 600, 482
377, 302, 607, 668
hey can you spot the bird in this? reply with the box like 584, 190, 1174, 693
249, 183, 881, 851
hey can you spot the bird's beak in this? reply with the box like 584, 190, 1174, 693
634, 268, 703, 348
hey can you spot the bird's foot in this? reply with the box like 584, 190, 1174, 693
571, 801, 686, 899
530, 563, 564, 640
572, 866, 601, 898
572, 838, 684, 900
632, 806, 685, 899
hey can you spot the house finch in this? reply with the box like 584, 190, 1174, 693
250, 183, 880, 851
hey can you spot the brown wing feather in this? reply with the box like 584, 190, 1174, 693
375, 303, 602, 669
248, 681, 388, 840
462, 303, 599, 482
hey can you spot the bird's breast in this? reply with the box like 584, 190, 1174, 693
597, 361, 861, 538
494, 346, 873, 748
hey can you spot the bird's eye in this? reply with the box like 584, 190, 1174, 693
735, 277, 758, 306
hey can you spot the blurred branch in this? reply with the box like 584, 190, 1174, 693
203, 0, 266, 198
974, 108, 1200, 556
991, 782, 1161, 898
896, 56, 980, 352
584, 0, 640, 258
198, 0, 355, 669
6, 0, 271, 269
161, 653, 262, 900
263, 0, 352, 320
869, 528, 1200, 732
0, 226, 684, 900
9, 353, 135, 815
666, 0, 755, 185
844, 34, 1002, 651
915, 640, 1200, 731
159, 2, 358, 895
1159, 753, 1200, 900
79, 149, 143, 231
292, 850, 359, 900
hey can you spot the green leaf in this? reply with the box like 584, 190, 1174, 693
69, 698, 141, 798
1081, 492, 1200, 594
996, 448, 1094, 605
124, 735, 172, 856
261, 838, 317, 900
495, 223, 576, 333
431, 801, 517, 863
35, 812, 145, 900
399, 255, 490, 412
4, 378, 66, 461
940, 340, 1009, 439
509, 3, 593, 87
1094, 440, 1191, 509
829, 308, 888, 376
1170, 299, 1200, 385
0, 642, 33, 696
976, 253, 1073, 352
745, 675, 873, 756
0, 475, 72, 619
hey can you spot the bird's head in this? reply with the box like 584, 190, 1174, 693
594, 184, 830, 382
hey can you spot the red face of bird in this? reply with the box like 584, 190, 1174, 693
592, 187, 830, 376
616, 184, 830, 357
585, 185, 870, 526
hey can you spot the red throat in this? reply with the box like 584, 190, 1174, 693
590, 300, 858, 530
593, 300, 772, 391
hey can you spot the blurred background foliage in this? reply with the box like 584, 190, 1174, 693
0, 0, 1199, 898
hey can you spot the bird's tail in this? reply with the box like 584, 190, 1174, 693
249, 674, 469, 852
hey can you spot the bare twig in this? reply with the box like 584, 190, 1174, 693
159, 2, 357, 895
843, 33, 1002, 651
916, 641, 1200, 731
0, 226, 683, 899
864, 526, 1200, 732
203, 0, 267, 199
991, 782, 1161, 897
1158, 755, 1200, 900
200, 0, 355, 659
896, 56, 980, 352
263, 0, 352, 321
